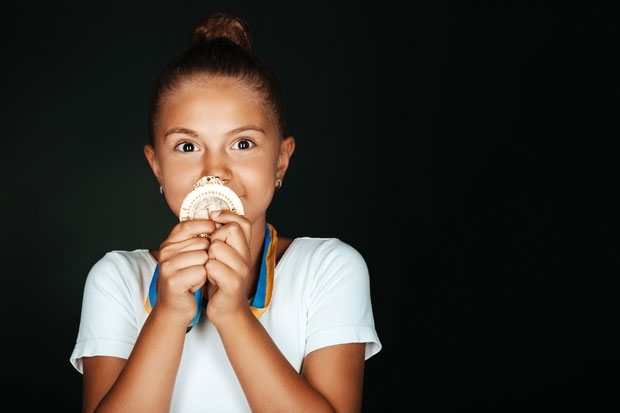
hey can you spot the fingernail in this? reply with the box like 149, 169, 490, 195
210, 210, 221, 218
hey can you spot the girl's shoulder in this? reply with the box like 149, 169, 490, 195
281, 237, 366, 268
86, 249, 157, 286
96, 249, 156, 268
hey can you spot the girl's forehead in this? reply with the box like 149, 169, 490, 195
163, 82, 264, 115
154, 81, 276, 138
162, 77, 263, 107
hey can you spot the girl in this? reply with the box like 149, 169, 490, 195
70, 12, 381, 412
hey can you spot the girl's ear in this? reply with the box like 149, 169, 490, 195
276, 136, 296, 178
144, 144, 163, 185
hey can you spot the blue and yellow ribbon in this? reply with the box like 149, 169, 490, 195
145, 222, 277, 331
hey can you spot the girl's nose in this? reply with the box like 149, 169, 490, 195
201, 152, 229, 182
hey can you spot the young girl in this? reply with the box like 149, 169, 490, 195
70, 12, 381, 412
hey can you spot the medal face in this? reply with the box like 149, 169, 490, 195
179, 176, 244, 221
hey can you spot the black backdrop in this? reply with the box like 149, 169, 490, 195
3, 1, 619, 412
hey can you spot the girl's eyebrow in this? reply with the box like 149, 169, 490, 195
230, 125, 266, 134
164, 127, 199, 138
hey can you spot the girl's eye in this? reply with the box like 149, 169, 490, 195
175, 142, 198, 152
233, 139, 254, 150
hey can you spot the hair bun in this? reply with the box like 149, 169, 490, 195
189, 12, 252, 51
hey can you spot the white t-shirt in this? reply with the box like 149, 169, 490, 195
70, 237, 382, 412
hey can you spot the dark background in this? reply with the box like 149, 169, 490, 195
2, 1, 619, 412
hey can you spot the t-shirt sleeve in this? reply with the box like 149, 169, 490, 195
304, 239, 382, 360
69, 252, 146, 373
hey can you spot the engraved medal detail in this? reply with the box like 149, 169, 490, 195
179, 176, 244, 221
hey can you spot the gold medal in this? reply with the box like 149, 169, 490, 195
179, 176, 244, 221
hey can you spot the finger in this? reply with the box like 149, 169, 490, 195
208, 210, 251, 241
208, 219, 251, 257
158, 237, 211, 271
159, 249, 209, 279
156, 264, 207, 305
205, 258, 246, 297
165, 219, 218, 243
207, 238, 249, 275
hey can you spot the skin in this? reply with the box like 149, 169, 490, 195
81, 77, 366, 412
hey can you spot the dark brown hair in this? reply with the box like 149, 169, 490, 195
146, 12, 286, 146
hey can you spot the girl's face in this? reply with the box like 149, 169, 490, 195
144, 77, 294, 226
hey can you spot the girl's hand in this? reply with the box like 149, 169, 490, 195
155, 218, 218, 327
202, 209, 253, 325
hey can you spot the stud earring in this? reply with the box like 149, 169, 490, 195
275, 178, 283, 190
159, 185, 164, 194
